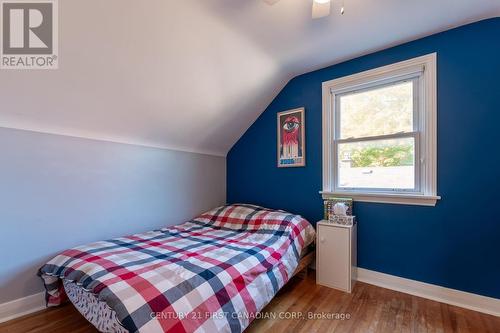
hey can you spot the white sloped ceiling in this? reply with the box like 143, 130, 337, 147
1, 0, 499, 156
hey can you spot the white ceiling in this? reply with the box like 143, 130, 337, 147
1, 0, 499, 156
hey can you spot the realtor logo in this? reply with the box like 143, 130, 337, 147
1, 0, 58, 69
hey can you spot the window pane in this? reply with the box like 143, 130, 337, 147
338, 137, 415, 190
339, 81, 413, 139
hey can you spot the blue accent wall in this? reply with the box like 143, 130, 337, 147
227, 18, 500, 299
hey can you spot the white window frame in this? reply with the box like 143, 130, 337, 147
321, 53, 440, 206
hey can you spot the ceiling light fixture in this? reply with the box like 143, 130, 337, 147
264, 0, 345, 19
312, 0, 331, 19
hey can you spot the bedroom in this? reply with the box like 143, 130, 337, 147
0, 0, 499, 332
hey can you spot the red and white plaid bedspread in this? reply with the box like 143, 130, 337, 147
38, 204, 315, 333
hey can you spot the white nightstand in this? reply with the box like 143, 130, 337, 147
316, 220, 357, 293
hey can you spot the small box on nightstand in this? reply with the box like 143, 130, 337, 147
316, 220, 357, 293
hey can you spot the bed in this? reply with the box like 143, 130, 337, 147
38, 204, 315, 333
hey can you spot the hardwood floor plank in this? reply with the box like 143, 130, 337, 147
1, 273, 498, 333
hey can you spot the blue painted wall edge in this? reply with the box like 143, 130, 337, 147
227, 18, 500, 299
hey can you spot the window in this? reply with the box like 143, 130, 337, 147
322, 54, 439, 206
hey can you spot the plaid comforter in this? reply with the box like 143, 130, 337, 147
39, 204, 315, 333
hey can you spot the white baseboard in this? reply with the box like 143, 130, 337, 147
0, 292, 46, 323
1, 268, 499, 324
356, 268, 500, 317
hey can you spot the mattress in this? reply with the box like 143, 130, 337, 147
63, 231, 314, 333
64, 279, 128, 333
40, 204, 315, 333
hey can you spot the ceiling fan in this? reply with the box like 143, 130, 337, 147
264, 0, 344, 19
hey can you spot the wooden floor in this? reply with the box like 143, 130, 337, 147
1, 273, 499, 333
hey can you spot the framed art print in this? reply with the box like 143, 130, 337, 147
277, 108, 305, 167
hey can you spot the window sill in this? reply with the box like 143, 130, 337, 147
320, 191, 440, 206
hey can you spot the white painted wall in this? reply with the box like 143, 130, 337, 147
0, 127, 226, 303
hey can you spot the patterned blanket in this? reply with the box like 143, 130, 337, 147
38, 204, 315, 333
